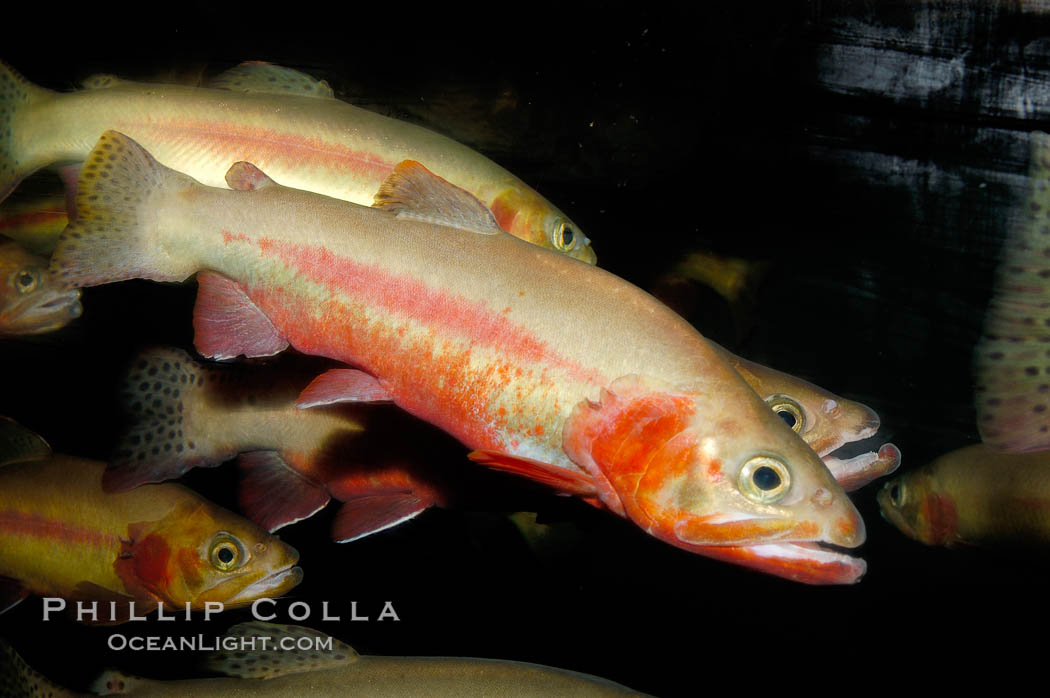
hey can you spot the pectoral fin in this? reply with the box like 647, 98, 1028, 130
193, 271, 289, 360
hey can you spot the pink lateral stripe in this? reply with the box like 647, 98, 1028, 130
147, 119, 396, 183
251, 237, 605, 385
0, 509, 113, 548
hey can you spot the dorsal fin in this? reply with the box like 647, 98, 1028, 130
373, 160, 504, 235
205, 622, 358, 678
81, 73, 126, 90
208, 61, 335, 99
0, 417, 51, 466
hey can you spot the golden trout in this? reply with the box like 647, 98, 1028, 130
0, 61, 594, 262
0, 239, 80, 335
0, 418, 302, 623
877, 443, 1050, 547
1, 623, 648, 697
51, 131, 866, 584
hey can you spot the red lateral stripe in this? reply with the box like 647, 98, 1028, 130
149, 120, 396, 183
0, 510, 112, 547
252, 237, 604, 385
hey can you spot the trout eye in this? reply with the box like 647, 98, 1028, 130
552, 220, 576, 251
765, 394, 805, 434
887, 481, 904, 509
738, 456, 791, 504
208, 533, 247, 572
12, 267, 41, 295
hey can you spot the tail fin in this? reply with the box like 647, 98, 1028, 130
105, 347, 231, 491
49, 130, 199, 289
0, 62, 56, 205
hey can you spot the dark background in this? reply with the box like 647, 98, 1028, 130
2, 1, 1046, 694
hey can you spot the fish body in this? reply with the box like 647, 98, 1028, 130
0, 419, 301, 621
877, 443, 1050, 547
0, 61, 594, 262
52, 132, 865, 583
0, 239, 80, 335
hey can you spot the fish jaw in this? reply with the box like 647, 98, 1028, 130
684, 542, 867, 585
0, 285, 81, 335
561, 374, 866, 580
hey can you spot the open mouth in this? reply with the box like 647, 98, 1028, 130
3, 290, 82, 334
822, 439, 901, 492
692, 541, 866, 585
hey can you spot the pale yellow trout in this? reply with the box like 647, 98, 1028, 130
0, 61, 594, 262
51, 131, 865, 583
1, 622, 649, 697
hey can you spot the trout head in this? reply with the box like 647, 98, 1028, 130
563, 375, 867, 584
0, 241, 81, 335
485, 185, 596, 264
877, 469, 958, 547
115, 501, 302, 610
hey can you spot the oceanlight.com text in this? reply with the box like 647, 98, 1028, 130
106, 633, 335, 652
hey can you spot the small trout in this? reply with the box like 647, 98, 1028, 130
51, 132, 865, 584
0, 239, 80, 335
0, 61, 594, 262
0, 418, 301, 623
878, 444, 1050, 547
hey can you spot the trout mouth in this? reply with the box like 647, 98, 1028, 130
1, 288, 82, 335
690, 541, 866, 585
224, 565, 304, 607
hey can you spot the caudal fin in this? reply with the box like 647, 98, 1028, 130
0, 640, 77, 697
0, 62, 55, 205
105, 347, 230, 491
49, 130, 199, 290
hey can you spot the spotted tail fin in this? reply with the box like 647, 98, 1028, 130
49, 130, 200, 290
0, 62, 56, 205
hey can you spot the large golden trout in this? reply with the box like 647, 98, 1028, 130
52, 132, 866, 583
0, 61, 594, 262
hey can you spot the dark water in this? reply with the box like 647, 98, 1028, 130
1, 3, 1043, 694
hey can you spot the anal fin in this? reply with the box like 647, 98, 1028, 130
331, 494, 429, 543
237, 451, 331, 532
467, 450, 597, 496
193, 271, 288, 360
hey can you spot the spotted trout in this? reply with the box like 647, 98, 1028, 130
0, 61, 594, 262
51, 131, 866, 584
0, 418, 302, 623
